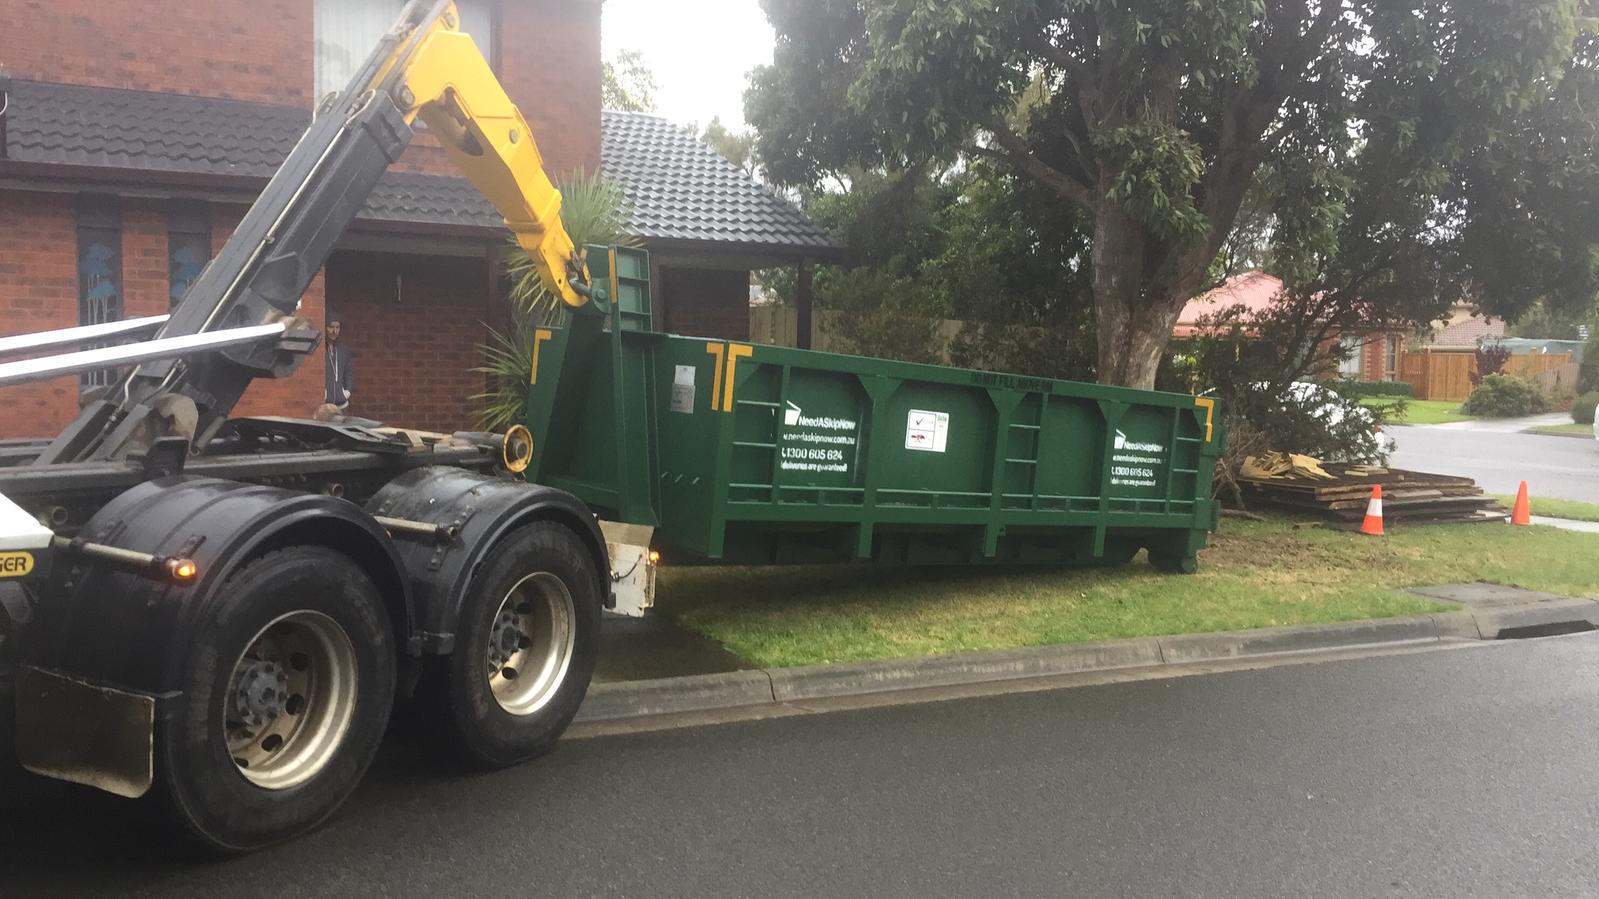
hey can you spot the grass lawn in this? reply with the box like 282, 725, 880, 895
1526, 422, 1593, 436
1367, 397, 1474, 425
1488, 493, 1599, 523
655, 517, 1599, 669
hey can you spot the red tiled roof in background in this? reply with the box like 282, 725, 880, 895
1429, 315, 1505, 347
1173, 271, 1284, 337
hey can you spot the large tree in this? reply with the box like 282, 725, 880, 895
748, 0, 1598, 388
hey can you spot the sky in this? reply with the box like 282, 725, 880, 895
601, 0, 776, 132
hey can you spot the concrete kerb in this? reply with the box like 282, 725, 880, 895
574, 601, 1598, 725
1523, 427, 1593, 440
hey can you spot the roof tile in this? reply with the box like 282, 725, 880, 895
600, 109, 838, 251
2, 80, 839, 252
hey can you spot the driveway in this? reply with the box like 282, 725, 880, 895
1390, 423, 1599, 503
1422, 412, 1573, 433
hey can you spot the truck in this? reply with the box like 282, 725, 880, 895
0, 0, 647, 854
0, 0, 1225, 856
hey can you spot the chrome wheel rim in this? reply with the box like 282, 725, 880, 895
487, 572, 576, 716
225, 611, 358, 791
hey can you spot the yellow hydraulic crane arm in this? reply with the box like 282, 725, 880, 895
382, 2, 591, 308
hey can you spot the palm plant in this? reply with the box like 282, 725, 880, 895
503, 170, 638, 316
475, 170, 638, 430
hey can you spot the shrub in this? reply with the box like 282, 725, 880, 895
1579, 353, 1599, 393
1572, 391, 1599, 425
1470, 345, 1511, 387
1461, 374, 1549, 417
1331, 379, 1414, 401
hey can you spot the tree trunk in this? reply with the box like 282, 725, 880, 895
1090, 201, 1189, 390
1094, 208, 1230, 382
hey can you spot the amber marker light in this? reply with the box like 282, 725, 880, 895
168, 558, 199, 581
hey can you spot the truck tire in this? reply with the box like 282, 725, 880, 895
433, 522, 600, 769
156, 546, 396, 855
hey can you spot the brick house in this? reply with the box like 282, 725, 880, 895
0, 0, 838, 438
1174, 271, 1409, 382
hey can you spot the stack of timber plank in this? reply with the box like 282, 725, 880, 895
1237, 463, 1510, 525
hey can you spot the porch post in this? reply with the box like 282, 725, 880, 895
795, 257, 813, 350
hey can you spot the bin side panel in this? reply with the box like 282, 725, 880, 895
871, 381, 996, 510
769, 366, 870, 502
1034, 395, 1106, 512
651, 335, 731, 558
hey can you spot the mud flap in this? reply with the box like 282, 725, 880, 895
14, 666, 155, 799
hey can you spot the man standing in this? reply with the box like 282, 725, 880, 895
324, 318, 355, 414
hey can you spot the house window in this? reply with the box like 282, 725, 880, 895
167, 202, 211, 309
1338, 335, 1363, 378
314, 0, 497, 101
76, 195, 123, 392
1384, 334, 1401, 380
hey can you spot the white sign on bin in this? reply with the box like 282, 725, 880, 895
905, 409, 949, 453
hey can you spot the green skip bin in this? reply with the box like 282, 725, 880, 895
525, 247, 1225, 575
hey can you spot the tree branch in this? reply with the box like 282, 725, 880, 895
982, 118, 1098, 211
1024, 31, 1094, 87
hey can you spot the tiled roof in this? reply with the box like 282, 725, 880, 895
1430, 315, 1505, 347
3, 79, 502, 229
1, 80, 840, 253
601, 110, 840, 253
1173, 271, 1285, 337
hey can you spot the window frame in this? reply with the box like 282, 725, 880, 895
167, 201, 212, 310
75, 194, 124, 392
313, 0, 499, 102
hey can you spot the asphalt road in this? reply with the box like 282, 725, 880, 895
1390, 424, 1599, 503
7, 635, 1599, 897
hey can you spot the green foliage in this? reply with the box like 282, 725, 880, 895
1332, 380, 1415, 401
505, 170, 637, 316
1510, 299, 1597, 340
1096, 124, 1208, 245
700, 117, 757, 176
749, 0, 1599, 388
1470, 345, 1512, 387
780, 160, 1097, 378
1581, 352, 1599, 393
602, 49, 656, 112
472, 313, 538, 432
821, 268, 949, 365
481, 172, 637, 429
1572, 391, 1599, 424
1461, 374, 1550, 417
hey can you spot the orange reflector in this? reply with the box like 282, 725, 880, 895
168, 559, 198, 580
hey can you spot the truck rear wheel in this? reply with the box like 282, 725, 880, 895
156, 546, 396, 855
434, 523, 599, 769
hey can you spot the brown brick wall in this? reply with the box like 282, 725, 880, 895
661, 267, 751, 341
0, 195, 327, 436
0, 191, 77, 438
500, 1, 602, 176
0, 0, 600, 178
323, 249, 490, 431
0, 0, 315, 105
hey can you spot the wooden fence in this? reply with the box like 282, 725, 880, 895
1399, 348, 1577, 401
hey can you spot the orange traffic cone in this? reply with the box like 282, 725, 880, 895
1511, 481, 1531, 526
1360, 485, 1384, 536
